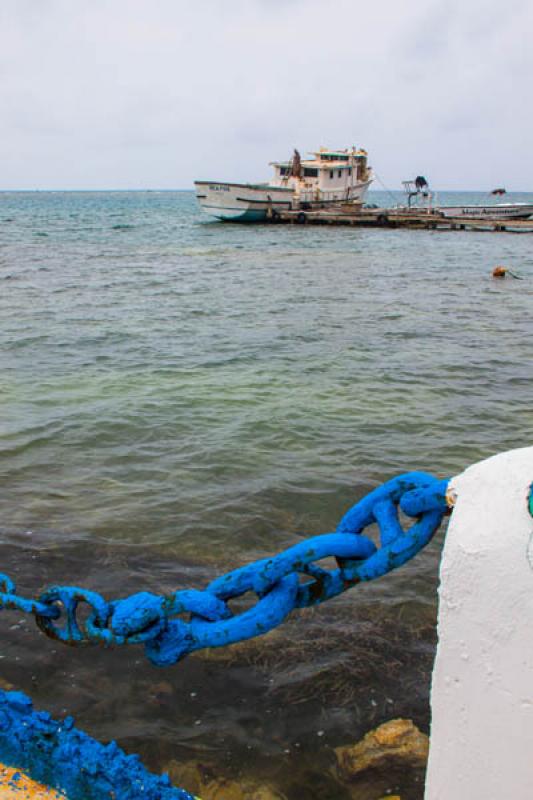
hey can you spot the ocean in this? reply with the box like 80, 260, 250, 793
1, 189, 532, 798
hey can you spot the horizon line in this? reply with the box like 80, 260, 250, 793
1, 187, 531, 194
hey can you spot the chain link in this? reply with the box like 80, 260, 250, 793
1, 471, 450, 666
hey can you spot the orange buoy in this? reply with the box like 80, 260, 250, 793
0, 763, 66, 799
492, 266, 507, 278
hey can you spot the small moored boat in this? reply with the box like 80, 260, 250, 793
437, 203, 533, 220
402, 177, 533, 220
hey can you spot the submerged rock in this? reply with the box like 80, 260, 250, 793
202, 778, 244, 800
165, 760, 285, 800
165, 760, 212, 797
201, 777, 285, 800
335, 718, 429, 781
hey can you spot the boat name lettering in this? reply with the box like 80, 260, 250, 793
209, 184, 230, 192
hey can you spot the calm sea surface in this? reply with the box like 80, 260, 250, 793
1, 190, 532, 798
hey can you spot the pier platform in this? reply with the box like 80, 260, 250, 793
272, 206, 533, 233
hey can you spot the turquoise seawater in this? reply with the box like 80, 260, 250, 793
1, 190, 532, 798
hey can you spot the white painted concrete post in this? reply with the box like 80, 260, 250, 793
425, 446, 533, 799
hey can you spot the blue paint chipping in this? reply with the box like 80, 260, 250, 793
0, 472, 450, 667
528, 482, 533, 518
0, 689, 195, 800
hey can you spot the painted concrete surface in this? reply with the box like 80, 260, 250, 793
426, 446, 533, 799
0, 763, 65, 799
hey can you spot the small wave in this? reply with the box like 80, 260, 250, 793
111, 224, 135, 231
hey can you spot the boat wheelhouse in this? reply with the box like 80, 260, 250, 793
194, 146, 373, 222
270, 147, 372, 205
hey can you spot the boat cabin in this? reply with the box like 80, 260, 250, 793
270, 147, 371, 203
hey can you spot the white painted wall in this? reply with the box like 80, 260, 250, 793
426, 446, 533, 799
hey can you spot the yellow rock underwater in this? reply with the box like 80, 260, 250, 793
335, 718, 429, 780
335, 718, 429, 799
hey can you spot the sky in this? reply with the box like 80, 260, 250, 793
1, 0, 532, 191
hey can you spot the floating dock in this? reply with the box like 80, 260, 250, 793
271, 206, 533, 233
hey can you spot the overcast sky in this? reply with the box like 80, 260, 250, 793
1, 0, 532, 191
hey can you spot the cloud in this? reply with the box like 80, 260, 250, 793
0, 0, 532, 189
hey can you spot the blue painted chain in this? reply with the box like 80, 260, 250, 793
0, 472, 450, 666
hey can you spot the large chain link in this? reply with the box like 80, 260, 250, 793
0, 472, 450, 666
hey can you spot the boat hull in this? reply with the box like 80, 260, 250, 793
194, 181, 293, 222
194, 179, 373, 221
438, 204, 533, 220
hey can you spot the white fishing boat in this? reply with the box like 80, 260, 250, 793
195, 147, 373, 222
402, 178, 533, 220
